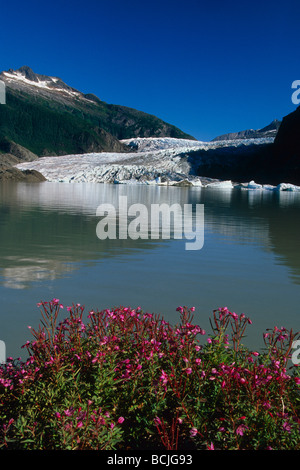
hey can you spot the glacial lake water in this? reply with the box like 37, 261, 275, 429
0, 181, 300, 360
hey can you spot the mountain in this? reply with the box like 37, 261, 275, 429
0, 66, 194, 160
212, 119, 281, 141
189, 110, 300, 186
271, 105, 300, 184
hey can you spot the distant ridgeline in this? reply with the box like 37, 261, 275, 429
0, 66, 194, 158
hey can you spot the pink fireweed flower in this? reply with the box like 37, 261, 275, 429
236, 424, 248, 436
283, 422, 291, 433
190, 427, 198, 437
185, 368, 192, 375
160, 369, 168, 386
118, 417, 125, 424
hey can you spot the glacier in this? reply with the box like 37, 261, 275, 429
14, 136, 300, 192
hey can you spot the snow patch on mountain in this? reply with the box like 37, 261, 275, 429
2, 69, 95, 102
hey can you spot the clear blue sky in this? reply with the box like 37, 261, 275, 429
1, 0, 299, 141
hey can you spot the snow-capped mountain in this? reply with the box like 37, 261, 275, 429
0, 66, 194, 158
1, 66, 103, 105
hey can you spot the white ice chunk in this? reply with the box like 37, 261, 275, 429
205, 180, 233, 189
276, 183, 300, 192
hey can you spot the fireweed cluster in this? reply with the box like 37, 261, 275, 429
0, 300, 300, 450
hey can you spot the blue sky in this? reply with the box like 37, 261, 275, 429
1, 0, 299, 140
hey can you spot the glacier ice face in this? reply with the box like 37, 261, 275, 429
14, 136, 300, 192
120, 136, 274, 153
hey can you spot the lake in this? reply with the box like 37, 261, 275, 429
0, 181, 300, 360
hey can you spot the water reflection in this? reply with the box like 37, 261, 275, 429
1, 181, 300, 359
1, 182, 300, 287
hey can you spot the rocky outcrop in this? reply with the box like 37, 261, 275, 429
0, 138, 38, 162
0, 167, 46, 182
0, 153, 20, 170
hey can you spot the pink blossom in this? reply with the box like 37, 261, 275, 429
236, 424, 248, 436
283, 422, 291, 433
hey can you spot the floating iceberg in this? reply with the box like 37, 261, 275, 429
246, 180, 263, 190
276, 183, 300, 192
206, 180, 234, 189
